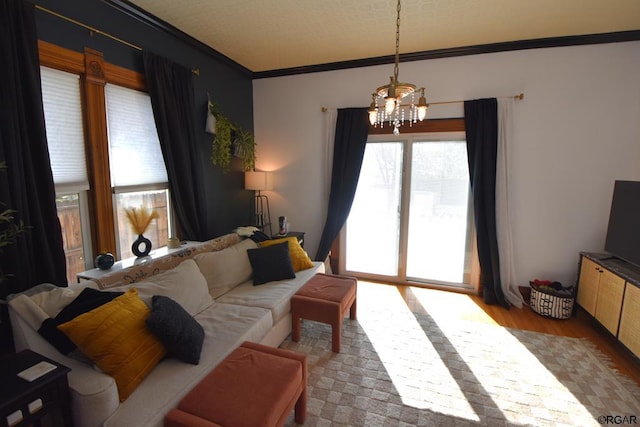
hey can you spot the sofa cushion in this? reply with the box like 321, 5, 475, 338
57, 289, 166, 401
110, 259, 213, 316
247, 242, 296, 285
216, 262, 324, 326
193, 238, 257, 298
146, 295, 204, 365
101, 303, 273, 427
259, 237, 314, 272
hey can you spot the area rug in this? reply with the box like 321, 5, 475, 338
281, 285, 640, 426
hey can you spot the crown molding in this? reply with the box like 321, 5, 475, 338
103, 0, 253, 78
254, 30, 640, 79
99, 2, 640, 81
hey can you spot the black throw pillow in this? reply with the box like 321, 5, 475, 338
38, 287, 124, 355
56, 288, 124, 323
146, 295, 205, 365
246, 241, 296, 285
39, 318, 76, 355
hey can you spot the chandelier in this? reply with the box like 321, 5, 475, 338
368, 0, 428, 135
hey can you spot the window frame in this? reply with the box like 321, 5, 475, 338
54, 190, 93, 279
38, 41, 169, 261
40, 64, 94, 279
112, 185, 173, 259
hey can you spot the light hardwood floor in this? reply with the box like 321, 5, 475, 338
364, 280, 640, 386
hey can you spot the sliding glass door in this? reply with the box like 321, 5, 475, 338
345, 142, 403, 276
406, 141, 472, 284
343, 133, 476, 289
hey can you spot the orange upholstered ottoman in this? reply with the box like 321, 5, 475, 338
291, 273, 357, 353
164, 341, 306, 427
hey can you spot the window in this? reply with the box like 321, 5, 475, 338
113, 190, 171, 259
105, 84, 170, 258
343, 131, 478, 290
41, 66, 91, 284
39, 42, 174, 282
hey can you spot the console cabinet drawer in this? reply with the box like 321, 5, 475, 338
618, 284, 640, 357
594, 269, 625, 335
577, 257, 601, 316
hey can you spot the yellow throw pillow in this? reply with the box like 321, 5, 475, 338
259, 236, 314, 272
57, 288, 166, 401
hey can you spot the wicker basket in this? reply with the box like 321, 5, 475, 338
529, 285, 574, 320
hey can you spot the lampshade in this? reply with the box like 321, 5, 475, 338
245, 171, 273, 191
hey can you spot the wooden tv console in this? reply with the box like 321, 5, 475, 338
577, 252, 640, 359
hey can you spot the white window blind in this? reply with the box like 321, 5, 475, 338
105, 84, 168, 189
41, 66, 89, 194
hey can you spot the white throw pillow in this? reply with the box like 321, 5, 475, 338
110, 259, 213, 316
194, 238, 257, 299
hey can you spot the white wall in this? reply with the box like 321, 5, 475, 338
253, 41, 640, 288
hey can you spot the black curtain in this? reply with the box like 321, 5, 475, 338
464, 98, 509, 308
0, 0, 67, 297
315, 108, 369, 262
143, 51, 206, 241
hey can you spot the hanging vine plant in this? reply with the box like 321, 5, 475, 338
208, 101, 256, 173
233, 127, 256, 172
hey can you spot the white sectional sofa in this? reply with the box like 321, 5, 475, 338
7, 233, 324, 427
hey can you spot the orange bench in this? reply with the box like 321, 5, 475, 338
164, 341, 306, 427
291, 273, 357, 353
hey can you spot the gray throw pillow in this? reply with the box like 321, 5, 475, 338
146, 295, 205, 365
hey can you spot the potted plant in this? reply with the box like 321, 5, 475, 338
208, 101, 256, 173
233, 127, 256, 172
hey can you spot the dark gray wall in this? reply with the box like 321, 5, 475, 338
32, 0, 254, 238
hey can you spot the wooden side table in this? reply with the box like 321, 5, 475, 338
0, 350, 73, 427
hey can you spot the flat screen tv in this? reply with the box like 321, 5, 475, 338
604, 180, 640, 268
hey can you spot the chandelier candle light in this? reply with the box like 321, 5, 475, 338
369, 0, 428, 135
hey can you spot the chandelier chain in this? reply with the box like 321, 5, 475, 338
393, 0, 401, 82
370, 0, 427, 135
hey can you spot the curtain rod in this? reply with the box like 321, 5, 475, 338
321, 93, 524, 112
35, 5, 200, 76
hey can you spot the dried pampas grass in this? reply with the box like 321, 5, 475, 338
124, 207, 158, 235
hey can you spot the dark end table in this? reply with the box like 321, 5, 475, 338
0, 350, 73, 427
